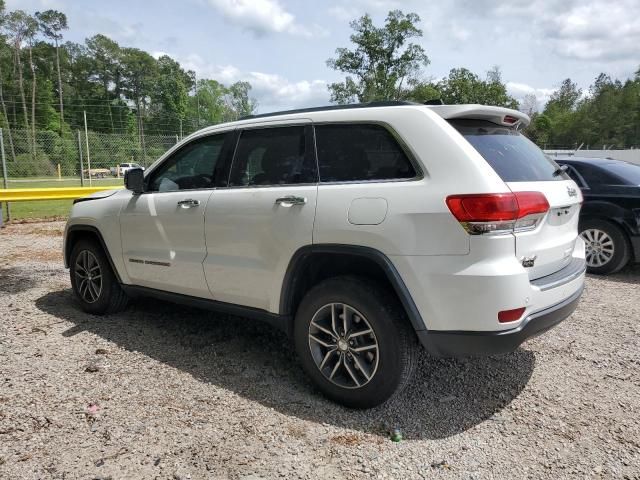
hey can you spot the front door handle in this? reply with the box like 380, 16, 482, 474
275, 195, 307, 207
177, 199, 201, 209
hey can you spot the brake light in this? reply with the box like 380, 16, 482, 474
498, 307, 526, 323
446, 192, 549, 235
503, 115, 519, 125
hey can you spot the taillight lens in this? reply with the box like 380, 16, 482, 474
446, 192, 549, 235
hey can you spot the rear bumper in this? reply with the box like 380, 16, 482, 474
418, 286, 583, 357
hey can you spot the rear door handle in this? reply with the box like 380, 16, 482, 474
275, 196, 307, 207
177, 199, 201, 209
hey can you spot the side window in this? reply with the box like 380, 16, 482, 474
315, 124, 416, 182
229, 126, 316, 186
147, 134, 227, 192
575, 163, 617, 187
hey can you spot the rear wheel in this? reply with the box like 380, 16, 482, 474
580, 219, 630, 275
294, 276, 417, 408
70, 239, 128, 314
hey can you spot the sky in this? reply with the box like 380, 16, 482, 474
8, 0, 640, 113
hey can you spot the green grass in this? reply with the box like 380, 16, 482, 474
2, 177, 124, 221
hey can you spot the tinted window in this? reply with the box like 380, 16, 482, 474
229, 126, 316, 186
565, 165, 587, 188
148, 134, 227, 192
601, 162, 640, 185
314, 124, 416, 182
451, 120, 566, 182
573, 163, 621, 187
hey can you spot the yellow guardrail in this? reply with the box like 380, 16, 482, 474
0, 186, 124, 202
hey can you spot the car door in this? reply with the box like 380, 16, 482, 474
204, 123, 318, 312
119, 132, 232, 298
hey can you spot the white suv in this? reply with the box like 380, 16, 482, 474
64, 102, 586, 408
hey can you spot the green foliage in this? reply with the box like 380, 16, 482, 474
0, 4, 257, 142
9, 151, 54, 176
413, 67, 517, 108
532, 74, 640, 147
327, 10, 429, 103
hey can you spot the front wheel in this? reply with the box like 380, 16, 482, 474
294, 276, 417, 408
69, 239, 128, 314
580, 219, 630, 275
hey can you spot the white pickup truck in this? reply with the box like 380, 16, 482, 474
110, 163, 144, 177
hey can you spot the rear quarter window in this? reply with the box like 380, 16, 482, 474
451, 119, 566, 182
314, 124, 417, 182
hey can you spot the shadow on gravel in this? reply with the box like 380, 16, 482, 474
0, 267, 37, 293
593, 263, 640, 285
36, 289, 535, 440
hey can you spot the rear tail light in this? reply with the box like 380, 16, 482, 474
446, 192, 549, 235
498, 307, 526, 323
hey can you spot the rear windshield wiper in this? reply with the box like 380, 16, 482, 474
553, 164, 569, 177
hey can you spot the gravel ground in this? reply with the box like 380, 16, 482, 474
0, 221, 639, 479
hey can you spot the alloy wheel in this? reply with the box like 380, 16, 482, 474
308, 303, 379, 389
581, 228, 615, 268
74, 250, 103, 303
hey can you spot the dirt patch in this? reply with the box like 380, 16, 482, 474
0, 222, 639, 479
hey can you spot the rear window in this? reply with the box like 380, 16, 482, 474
451, 120, 566, 182
601, 162, 640, 185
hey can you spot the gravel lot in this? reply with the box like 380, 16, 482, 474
1, 221, 639, 479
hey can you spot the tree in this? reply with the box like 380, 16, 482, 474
225, 81, 257, 120
435, 67, 518, 107
519, 94, 538, 116
0, 0, 16, 161
545, 78, 581, 114
120, 48, 157, 159
149, 55, 193, 134
327, 10, 429, 103
35, 10, 67, 135
4, 10, 36, 132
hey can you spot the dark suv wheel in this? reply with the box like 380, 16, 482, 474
580, 219, 630, 275
293, 276, 417, 408
69, 239, 128, 314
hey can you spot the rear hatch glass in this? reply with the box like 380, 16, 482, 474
451, 119, 582, 280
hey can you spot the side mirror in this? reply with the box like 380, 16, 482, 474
125, 167, 145, 195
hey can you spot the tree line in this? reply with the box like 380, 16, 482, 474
328, 10, 640, 148
0, 1, 258, 166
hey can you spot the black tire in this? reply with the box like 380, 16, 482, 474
69, 239, 128, 314
580, 218, 630, 275
293, 276, 417, 409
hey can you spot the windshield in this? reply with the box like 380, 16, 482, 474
450, 119, 567, 182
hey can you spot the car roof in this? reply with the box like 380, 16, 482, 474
184, 102, 529, 140
553, 156, 635, 167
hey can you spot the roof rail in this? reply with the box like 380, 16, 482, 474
239, 100, 420, 120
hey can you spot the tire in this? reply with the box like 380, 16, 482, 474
580, 218, 630, 275
69, 239, 129, 314
293, 276, 418, 409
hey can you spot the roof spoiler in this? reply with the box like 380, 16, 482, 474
426, 104, 531, 128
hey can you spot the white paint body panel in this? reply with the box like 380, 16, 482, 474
203, 184, 317, 311
119, 190, 214, 298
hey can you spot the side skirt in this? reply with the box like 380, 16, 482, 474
121, 285, 290, 334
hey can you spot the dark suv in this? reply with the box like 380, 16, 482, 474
555, 156, 640, 274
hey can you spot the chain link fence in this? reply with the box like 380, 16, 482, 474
0, 128, 181, 222
0, 128, 179, 185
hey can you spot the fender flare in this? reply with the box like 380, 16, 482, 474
65, 225, 122, 283
279, 244, 427, 334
